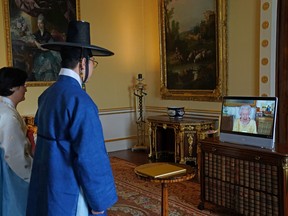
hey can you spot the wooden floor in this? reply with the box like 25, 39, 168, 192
109, 148, 151, 165
109, 148, 197, 167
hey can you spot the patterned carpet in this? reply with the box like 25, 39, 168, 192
107, 157, 230, 216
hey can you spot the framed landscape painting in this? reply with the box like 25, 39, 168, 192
2, 0, 80, 86
159, 0, 227, 101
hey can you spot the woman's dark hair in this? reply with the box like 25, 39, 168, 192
0, 67, 27, 96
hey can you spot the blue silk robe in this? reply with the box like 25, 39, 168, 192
26, 74, 117, 216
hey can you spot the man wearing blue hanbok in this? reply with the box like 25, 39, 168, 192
26, 21, 117, 216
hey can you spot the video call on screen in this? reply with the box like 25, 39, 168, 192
221, 99, 276, 136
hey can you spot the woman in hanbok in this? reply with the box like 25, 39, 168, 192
0, 67, 33, 216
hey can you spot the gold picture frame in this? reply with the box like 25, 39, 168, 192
2, 0, 81, 87
159, 0, 227, 101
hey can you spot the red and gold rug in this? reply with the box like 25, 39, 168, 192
108, 157, 229, 216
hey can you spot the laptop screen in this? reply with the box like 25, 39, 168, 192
219, 96, 278, 149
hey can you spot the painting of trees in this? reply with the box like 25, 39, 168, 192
162, 0, 217, 90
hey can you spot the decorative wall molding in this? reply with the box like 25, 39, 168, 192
98, 107, 134, 115
259, 0, 278, 97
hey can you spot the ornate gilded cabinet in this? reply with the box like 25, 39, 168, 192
199, 138, 288, 216
147, 115, 215, 164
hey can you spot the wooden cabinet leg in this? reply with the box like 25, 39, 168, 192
198, 201, 205, 210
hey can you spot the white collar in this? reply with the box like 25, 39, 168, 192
59, 68, 82, 87
0, 96, 15, 108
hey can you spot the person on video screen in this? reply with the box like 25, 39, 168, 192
233, 105, 257, 134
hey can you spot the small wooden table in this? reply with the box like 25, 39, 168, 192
134, 163, 195, 216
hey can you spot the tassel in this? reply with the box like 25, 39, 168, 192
80, 70, 86, 91
82, 83, 86, 91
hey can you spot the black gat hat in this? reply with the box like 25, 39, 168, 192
41, 20, 114, 56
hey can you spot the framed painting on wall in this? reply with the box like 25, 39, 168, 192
159, 0, 227, 101
2, 0, 81, 86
